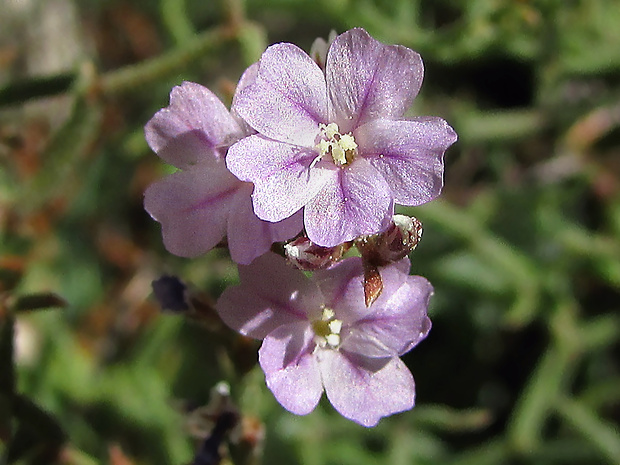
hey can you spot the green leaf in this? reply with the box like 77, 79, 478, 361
11, 293, 68, 313
160, 0, 195, 45
237, 23, 268, 66
0, 73, 76, 107
413, 405, 493, 433
555, 395, 620, 464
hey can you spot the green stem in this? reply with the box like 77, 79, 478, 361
445, 440, 508, 465
99, 26, 233, 95
580, 377, 620, 409
506, 300, 580, 452
521, 438, 601, 463
554, 395, 620, 464
556, 222, 620, 286
507, 343, 573, 451
0, 73, 76, 107
222, 0, 246, 29
456, 108, 546, 143
160, 0, 195, 45
413, 405, 492, 432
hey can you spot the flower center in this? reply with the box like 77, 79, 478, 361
311, 307, 343, 348
314, 123, 358, 167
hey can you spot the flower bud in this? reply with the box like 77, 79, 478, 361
356, 215, 423, 267
151, 275, 221, 328
284, 236, 350, 271
152, 275, 189, 313
382, 214, 424, 262
355, 215, 423, 306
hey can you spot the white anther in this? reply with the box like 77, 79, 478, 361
325, 334, 340, 347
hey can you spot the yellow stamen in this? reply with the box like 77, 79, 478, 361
314, 123, 358, 167
311, 307, 342, 348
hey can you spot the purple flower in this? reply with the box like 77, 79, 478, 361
216, 253, 432, 427
227, 28, 457, 247
144, 76, 302, 264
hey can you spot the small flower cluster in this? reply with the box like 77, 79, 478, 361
145, 28, 456, 426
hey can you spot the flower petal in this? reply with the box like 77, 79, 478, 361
341, 275, 433, 358
313, 257, 411, 324
357, 117, 457, 205
227, 184, 303, 265
304, 158, 393, 247
234, 43, 328, 146
312, 257, 365, 323
144, 160, 239, 257
318, 350, 415, 427
227, 134, 332, 222
145, 81, 243, 168
216, 253, 321, 339
233, 63, 259, 106
326, 28, 424, 132
260, 322, 323, 416
231, 63, 259, 135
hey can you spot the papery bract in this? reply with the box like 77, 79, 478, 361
216, 253, 432, 427
144, 79, 301, 264
284, 235, 350, 271
227, 28, 457, 247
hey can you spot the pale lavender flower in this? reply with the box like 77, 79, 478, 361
227, 28, 457, 247
144, 76, 301, 264
216, 253, 432, 427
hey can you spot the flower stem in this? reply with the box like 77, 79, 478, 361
160, 0, 196, 45
98, 26, 234, 95
506, 300, 581, 452
554, 395, 620, 464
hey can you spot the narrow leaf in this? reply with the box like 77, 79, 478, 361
555, 395, 620, 464
0, 73, 76, 107
12, 293, 68, 313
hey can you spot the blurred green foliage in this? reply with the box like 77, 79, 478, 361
1, 0, 619, 464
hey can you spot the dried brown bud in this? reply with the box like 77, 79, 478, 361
381, 214, 423, 261
355, 215, 423, 307
356, 215, 423, 267
362, 261, 383, 307
284, 236, 350, 271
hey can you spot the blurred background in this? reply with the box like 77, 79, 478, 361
1, 0, 619, 464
